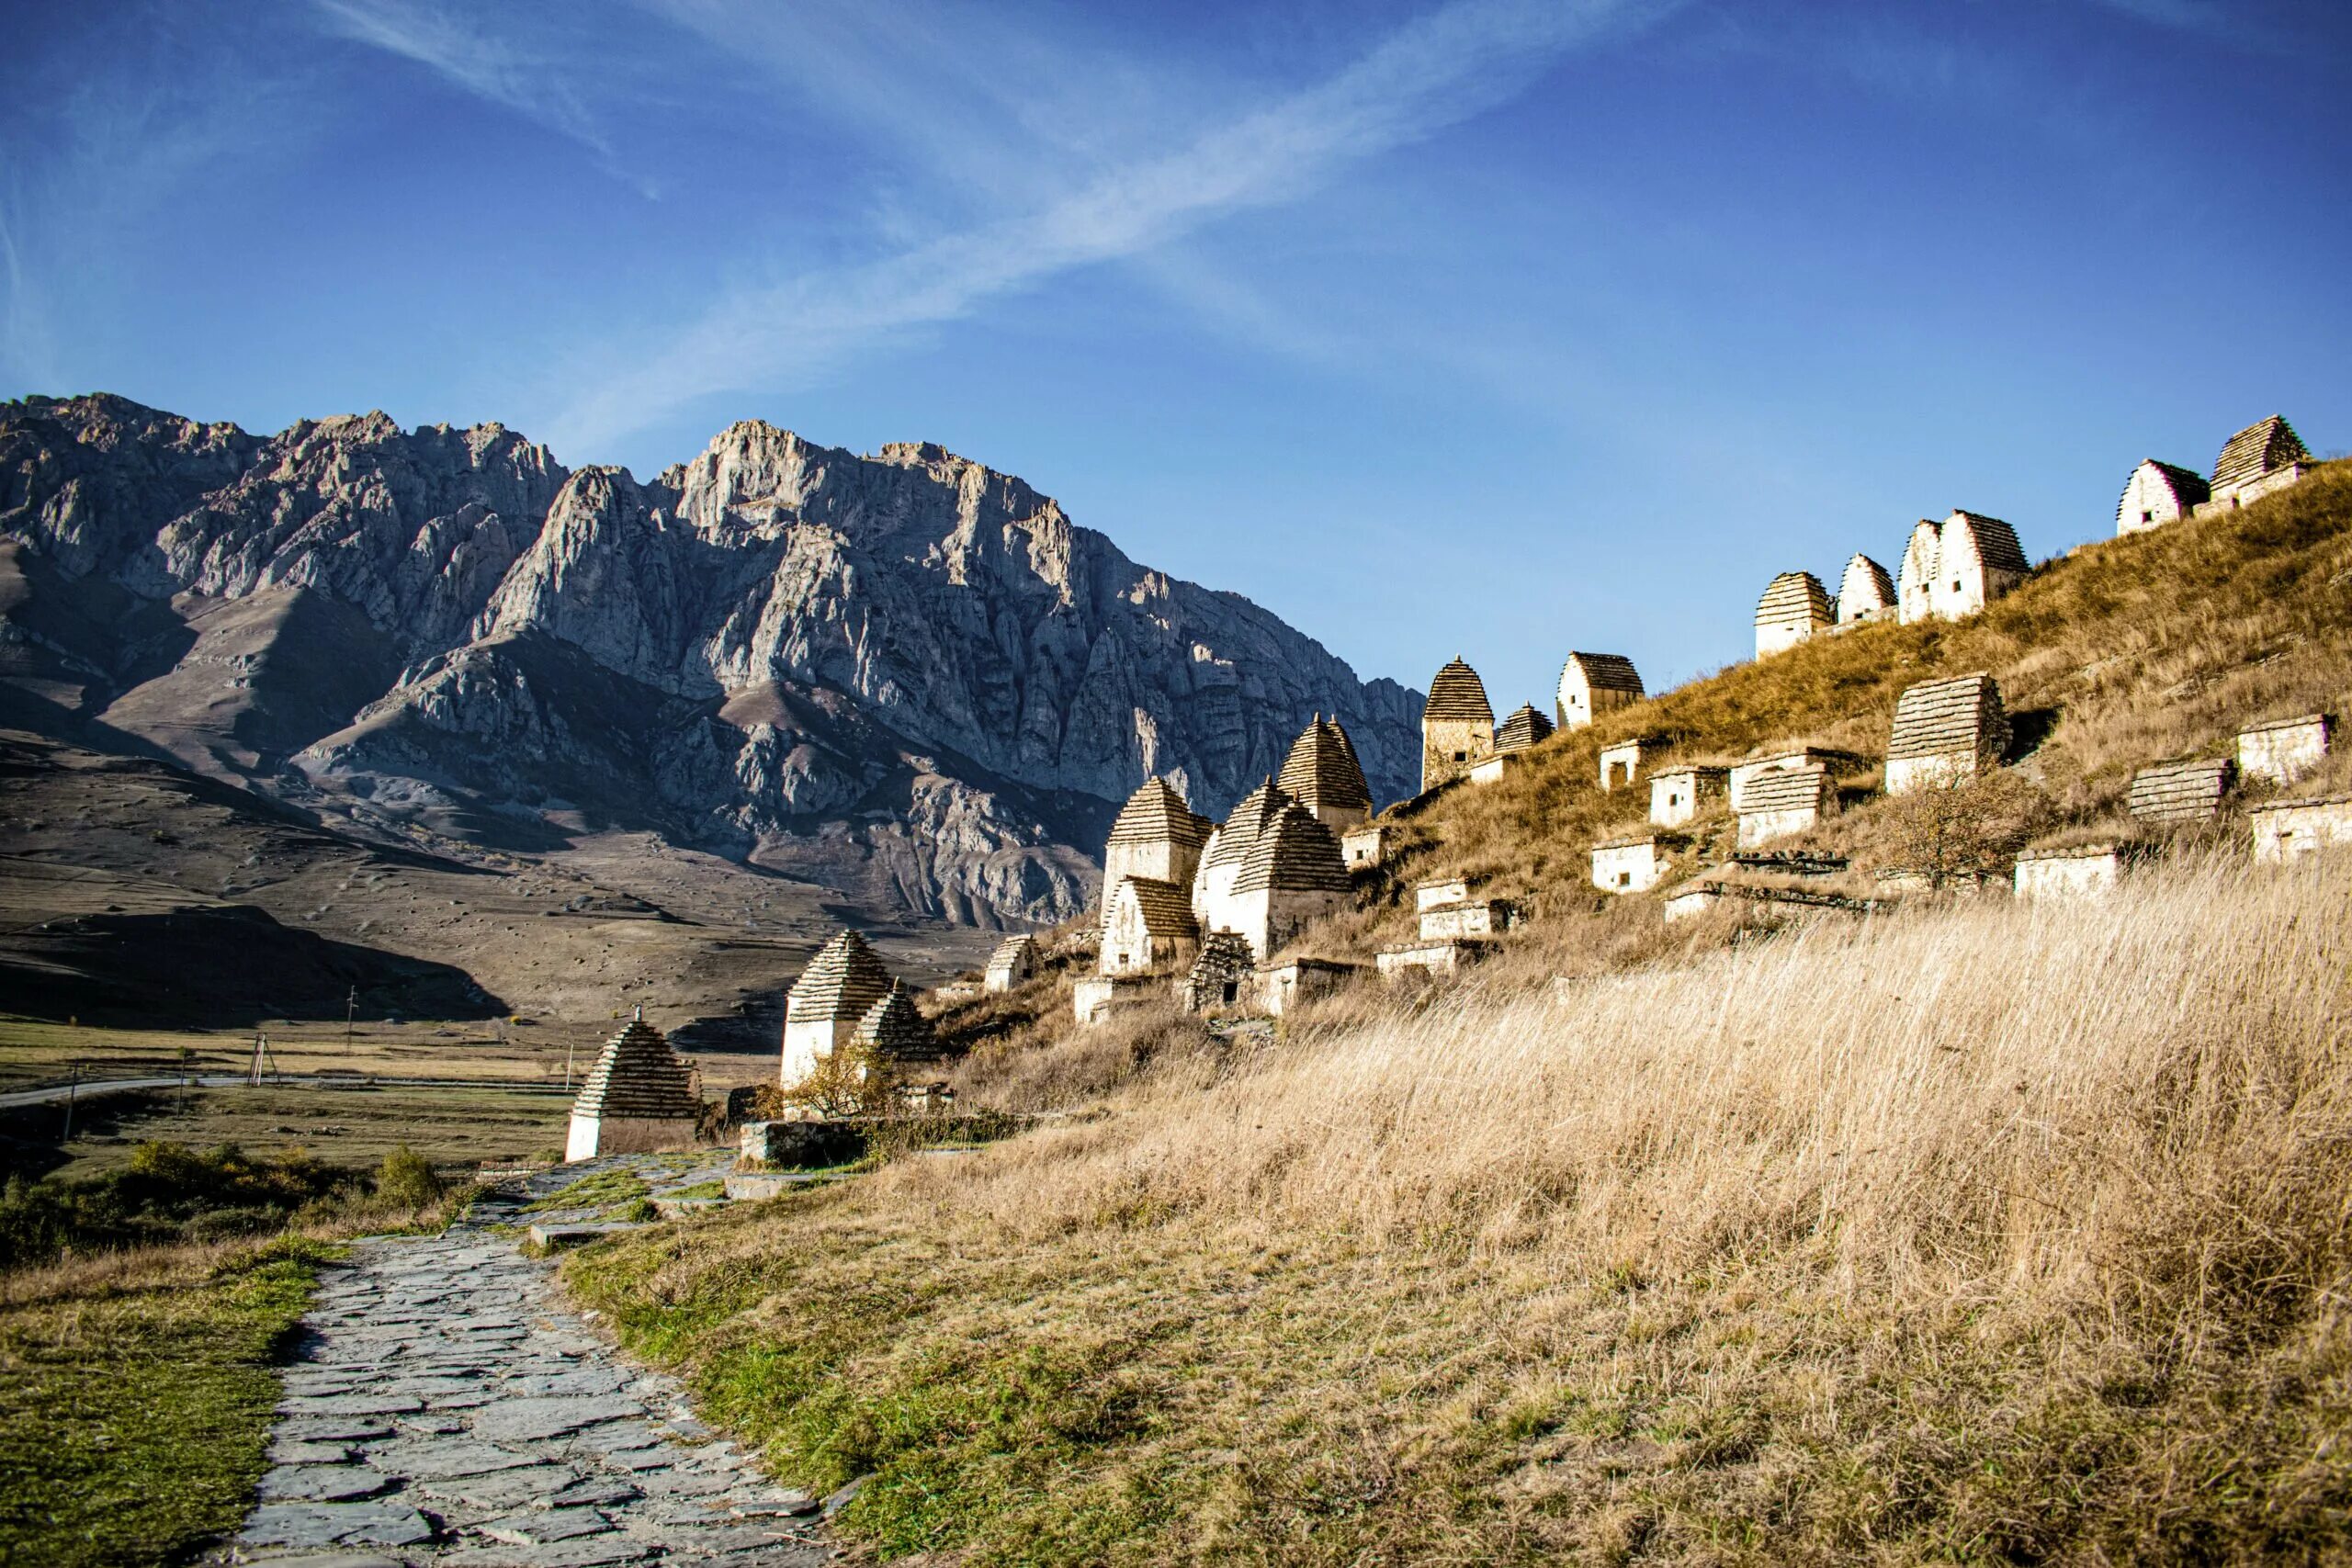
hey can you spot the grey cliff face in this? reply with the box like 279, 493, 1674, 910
0, 394, 1421, 926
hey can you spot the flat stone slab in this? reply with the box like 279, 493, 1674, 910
243, 1500, 434, 1549
238, 1163, 834, 1565
526, 1223, 650, 1251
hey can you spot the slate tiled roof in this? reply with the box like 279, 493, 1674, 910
854, 980, 947, 1064
2128, 758, 2233, 824
1756, 570, 1833, 627
1234, 804, 1351, 895
1188, 931, 1258, 987
2121, 459, 2211, 519
786, 929, 895, 1024
1560, 652, 1645, 696
571, 1016, 699, 1122
1888, 672, 2008, 761
1737, 765, 1834, 813
1113, 875, 1201, 940
1839, 554, 1894, 615
1277, 716, 1373, 814
2212, 416, 2311, 491
1494, 704, 1555, 754
1948, 513, 2030, 573
1203, 779, 1294, 871
1424, 658, 1495, 724
1105, 777, 1216, 851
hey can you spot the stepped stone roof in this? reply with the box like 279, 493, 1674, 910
984, 933, 1036, 974
571, 1015, 699, 1122
1203, 779, 1295, 870
2212, 416, 2311, 490
1234, 803, 1351, 895
1756, 570, 1833, 626
1105, 777, 1215, 852
854, 980, 946, 1064
2128, 758, 2233, 823
1561, 652, 1645, 696
1425, 658, 1495, 724
1888, 672, 2007, 761
1277, 716, 1373, 814
2127, 459, 2210, 507
1737, 765, 1833, 812
1839, 554, 1894, 613
1947, 513, 2030, 573
1494, 705, 1555, 754
1188, 931, 1258, 986
1113, 875, 1200, 940
787, 929, 895, 1024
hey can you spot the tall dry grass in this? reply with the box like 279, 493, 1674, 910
916, 851, 2352, 1333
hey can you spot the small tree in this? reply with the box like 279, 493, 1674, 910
1877, 768, 2052, 889
775, 1039, 900, 1119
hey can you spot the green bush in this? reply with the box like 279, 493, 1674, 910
0, 1143, 362, 1271
374, 1145, 446, 1211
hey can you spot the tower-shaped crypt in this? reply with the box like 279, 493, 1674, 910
1102, 777, 1216, 889
1277, 715, 1374, 831
566, 1010, 702, 1162
1495, 704, 1555, 754
2208, 415, 2312, 510
781, 929, 895, 1085
2116, 459, 2209, 535
1755, 571, 1834, 656
853, 980, 950, 1072
1193, 778, 1294, 933
1897, 512, 2028, 625
1837, 555, 1895, 626
1227, 802, 1351, 960
1421, 657, 1496, 792
1555, 653, 1644, 731
1884, 672, 2009, 794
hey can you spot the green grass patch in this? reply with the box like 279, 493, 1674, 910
0, 1237, 333, 1567
521, 1168, 650, 1215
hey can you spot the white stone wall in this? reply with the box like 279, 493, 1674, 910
781, 1017, 854, 1086
1073, 975, 1158, 1024
2014, 851, 2120, 900
1193, 853, 1243, 931
1225, 886, 1348, 961
1600, 740, 1646, 790
1376, 940, 1487, 980
1902, 516, 2025, 624
1885, 750, 1979, 796
1591, 841, 1668, 894
2117, 463, 2191, 535
1419, 900, 1513, 939
1416, 878, 1469, 911
1341, 824, 1385, 869
2239, 720, 2330, 786
2253, 801, 2352, 863
1649, 770, 1724, 828
1422, 717, 1494, 792
1105, 838, 1199, 889
1736, 805, 1819, 850
1260, 962, 1356, 1016
2200, 464, 2312, 515
566, 1112, 698, 1162
1468, 754, 1514, 786
1754, 615, 1820, 658
1662, 886, 1720, 922
1102, 888, 1179, 976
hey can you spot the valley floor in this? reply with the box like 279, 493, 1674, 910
566, 851, 2352, 1564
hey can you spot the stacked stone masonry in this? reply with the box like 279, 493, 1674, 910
1755, 570, 1834, 657
854, 980, 946, 1066
1898, 512, 2029, 625
565, 1016, 702, 1162
1277, 715, 1374, 831
782, 929, 895, 1086
982, 933, 1037, 993
1838, 554, 1895, 625
1736, 764, 1838, 848
1341, 822, 1387, 869
1592, 834, 1683, 895
1885, 672, 2009, 794
2198, 416, 2312, 514
1495, 703, 1555, 754
1180, 931, 1260, 1012
1556, 653, 1645, 731
1650, 765, 1729, 828
2116, 459, 2210, 535
2128, 758, 2234, 825
1421, 657, 1497, 792
1103, 777, 1216, 887
1101, 875, 1199, 976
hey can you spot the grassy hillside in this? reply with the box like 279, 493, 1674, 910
568, 470, 2352, 1563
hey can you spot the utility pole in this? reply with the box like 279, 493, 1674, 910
345, 986, 357, 1055
61, 1061, 78, 1143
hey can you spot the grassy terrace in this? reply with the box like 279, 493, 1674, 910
569, 852, 2352, 1564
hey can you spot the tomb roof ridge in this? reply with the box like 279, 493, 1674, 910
1233, 804, 1351, 894
2213, 415, 2310, 489
1425, 658, 1495, 723
1105, 776, 1216, 849
1277, 717, 1373, 812
571, 1018, 700, 1121
786, 929, 896, 1022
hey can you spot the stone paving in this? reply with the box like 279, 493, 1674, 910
227, 1157, 831, 1567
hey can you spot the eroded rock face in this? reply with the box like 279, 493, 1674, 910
0, 396, 1421, 925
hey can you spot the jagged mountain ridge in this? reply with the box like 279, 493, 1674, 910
0, 394, 1421, 925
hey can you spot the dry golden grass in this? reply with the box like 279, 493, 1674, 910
575, 847, 2352, 1563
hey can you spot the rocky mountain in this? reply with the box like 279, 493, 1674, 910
0, 394, 1421, 926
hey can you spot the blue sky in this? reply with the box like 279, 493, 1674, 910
4, 0, 2347, 714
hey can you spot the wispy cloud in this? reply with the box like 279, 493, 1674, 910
545, 0, 1673, 455
310, 0, 652, 189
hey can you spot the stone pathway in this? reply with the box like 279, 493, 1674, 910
225, 1161, 831, 1566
